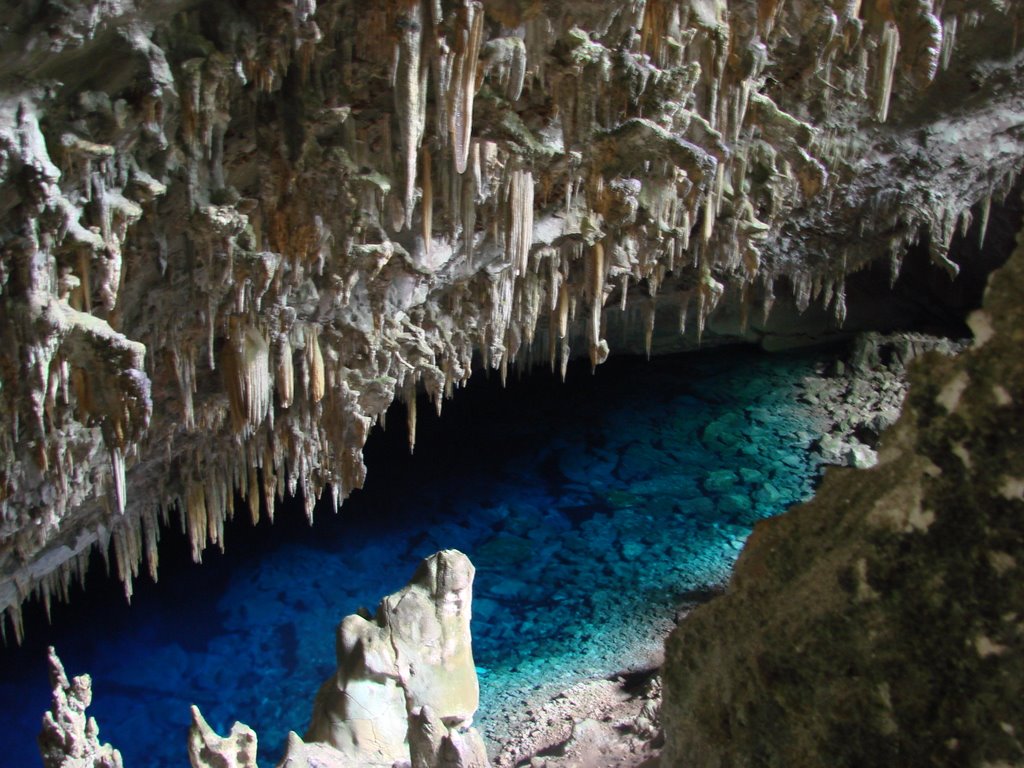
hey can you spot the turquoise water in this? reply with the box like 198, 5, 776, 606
0, 347, 826, 767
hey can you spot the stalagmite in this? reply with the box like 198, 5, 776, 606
188, 706, 258, 768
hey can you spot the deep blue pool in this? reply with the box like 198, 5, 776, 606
0, 346, 828, 767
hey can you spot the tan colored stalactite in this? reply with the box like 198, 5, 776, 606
450, 1, 485, 176
186, 481, 209, 564
276, 336, 294, 410
396, 0, 425, 230
222, 320, 272, 436
876, 21, 900, 122
979, 195, 992, 249
588, 242, 606, 369
307, 327, 325, 405
507, 168, 534, 277
406, 377, 418, 454
422, 144, 434, 260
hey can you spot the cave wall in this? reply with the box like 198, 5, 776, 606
2, 0, 1024, 637
661, 202, 1024, 767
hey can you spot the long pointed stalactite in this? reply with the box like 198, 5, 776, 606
2, 0, 1024, 640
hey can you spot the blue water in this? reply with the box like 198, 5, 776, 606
0, 347, 828, 767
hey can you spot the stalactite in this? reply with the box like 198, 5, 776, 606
110, 446, 126, 515
876, 22, 900, 123
186, 481, 208, 563
172, 345, 197, 430
223, 320, 271, 435
396, 0, 425, 230
450, 1, 485, 176
405, 377, 417, 454
978, 194, 992, 249
940, 15, 958, 70
508, 168, 534, 276
276, 336, 294, 409
557, 281, 569, 339
307, 326, 325, 404
461, 154, 477, 264
588, 242, 605, 369
762, 275, 775, 323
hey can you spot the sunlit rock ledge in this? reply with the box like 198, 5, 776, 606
2, 0, 1024, 637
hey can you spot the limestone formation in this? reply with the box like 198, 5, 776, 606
305, 548, 486, 767
2, 0, 1024, 642
660, 201, 1024, 766
37, 550, 486, 768
38, 647, 124, 768
187, 705, 258, 768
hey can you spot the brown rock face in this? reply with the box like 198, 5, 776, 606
661, 200, 1024, 766
2, 0, 1024, 636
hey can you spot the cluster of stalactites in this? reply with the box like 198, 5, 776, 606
3, 0, 1022, 640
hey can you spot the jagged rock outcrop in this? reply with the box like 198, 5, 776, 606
187, 705, 258, 768
38, 647, 124, 768
300, 548, 486, 767
660, 202, 1024, 766
42, 550, 487, 767
2, 0, 1024, 637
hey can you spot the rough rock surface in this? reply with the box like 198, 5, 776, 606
39, 550, 488, 768
38, 647, 124, 768
187, 705, 258, 768
491, 672, 664, 768
660, 208, 1024, 766
806, 331, 966, 469
303, 548, 486, 767
2, 0, 1023, 635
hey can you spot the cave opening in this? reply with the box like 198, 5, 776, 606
1, 184, 1019, 767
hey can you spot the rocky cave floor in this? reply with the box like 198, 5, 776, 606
487, 331, 962, 768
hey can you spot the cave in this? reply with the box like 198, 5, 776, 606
1, 1, 1023, 767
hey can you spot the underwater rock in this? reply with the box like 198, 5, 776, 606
187, 705, 258, 768
660, 201, 1024, 766
306, 549, 486, 766
38, 648, 123, 768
